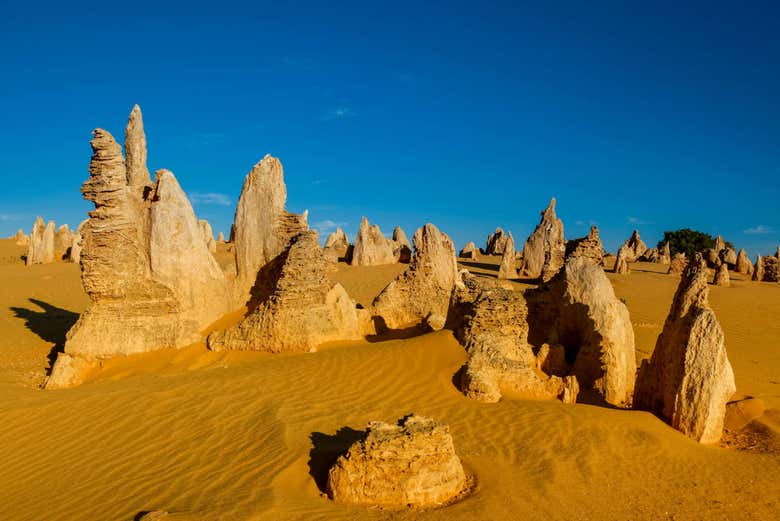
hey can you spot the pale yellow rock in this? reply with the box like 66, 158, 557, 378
198, 219, 217, 254
634, 253, 736, 444
623, 230, 647, 262
372, 223, 457, 330
217, 231, 225, 242
124, 104, 152, 188
614, 244, 631, 274
322, 227, 349, 262
351, 217, 395, 266
545, 257, 636, 407
54, 224, 76, 260
668, 253, 687, 275
485, 227, 509, 255
326, 415, 467, 507
207, 232, 366, 353
565, 226, 604, 266
497, 232, 517, 280
458, 241, 479, 259
392, 226, 412, 263
660, 242, 671, 265
522, 198, 565, 280
12, 228, 29, 246
735, 248, 753, 275
25, 216, 55, 265
713, 263, 730, 286
232, 154, 308, 305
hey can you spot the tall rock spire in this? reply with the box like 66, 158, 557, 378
124, 104, 151, 188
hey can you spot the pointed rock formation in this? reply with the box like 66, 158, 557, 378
26, 217, 55, 265
455, 283, 578, 404
753, 255, 779, 282
326, 415, 467, 507
372, 223, 457, 331
639, 248, 659, 262
668, 253, 687, 275
713, 263, 730, 286
323, 226, 350, 262
198, 219, 217, 254
542, 257, 636, 407
634, 254, 736, 443
497, 232, 518, 280
350, 217, 395, 266
392, 226, 412, 263
722, 247, 737, 266
54, 224, 76, 260
124, 104, 152, 188
522, 198, 565, 280
217, 231, 225, 242
614, 244, 631, 274
660, 242, 671, 265
623, 230, 647, 262
208, 231, 367, 352
735, 249, 753, 275
752, 256, 764, 281
714, 235, 726, 253
485, 227, 509, 255
46, 109, 232, 388
458, 241, 479, 259
565, 225, 604, 266
13, 229, 29, 246
232, 154, 309, 305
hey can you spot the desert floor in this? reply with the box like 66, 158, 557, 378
0, 238, 778, 521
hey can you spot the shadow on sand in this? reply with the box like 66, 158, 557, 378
308, 427, 366, 494
10, 298, 79, 373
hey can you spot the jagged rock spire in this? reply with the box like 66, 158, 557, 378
124, 104, 151, 187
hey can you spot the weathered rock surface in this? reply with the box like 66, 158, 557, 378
753, 255, 779, 282
198, 219, 217, 254
26, 217, 55, 265
232, 154, 309, 305
542, 257, 636, 407
326, 415, 467, 507
46, 108, 232, 388
125, 104, 152, 188
565, 226, 604, 266
713, 263, 730, 286
351, 217, 395, 266
485, 227, 509, 255
217, 231, 225, 242
623, 230, 647, 262
614, 245, 631, 274
668, 253, 687, 275
68, 220, 87, 264
13, 229, 29, 246
392, 226, 412, 263
497, 232, 518, 280
455, 283, 579, 404
752, 256, 764, 281
639, 248, 659, 262
458, 241, 479, 259
522, 198, 565, 280
372, 223, 457, 331
208, 232, 367, 353
54, 224, 76, 260
722, 247, 737, 266
735, 249, 753, 275
323, 227, 349, 262
660, 242, 671, 265
634, 253, 736, 443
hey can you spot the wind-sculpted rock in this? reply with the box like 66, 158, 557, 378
208, 232, 367, 353
660, 242, 671, 265
458, 241, 479, 259
25, 216, 55, 265
351, 217, 395, 266
232, 154, 309, 305
614, 245, 631, 274
326, 415, 467, 507
13, 229, 29, 246
46, 107, 232, 389
634, 254, 736, 443
713, 263, 730, 286
392, 226, 412, 263
753, 255, 778, 282
455, 285, 578, 404
668, 253, 687, 275
323, 226, 350, 262
485, 227, 509, 255
735, 249, 753, 275
542, 257, 636, 407
722, 247, 737, 266
198, 219, 217, 254
565, 226, 604, 266
522, 198, 565, 280
54, 224, 77, 260
217, 231, 225, 242
68, 220, 87, 264
372, 223, 457, 331
639, 248, 659, 262
125, 104, 152, 188
497, 232, 518, 280
623, 230, 647, 262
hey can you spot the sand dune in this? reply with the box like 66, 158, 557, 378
0, 240, 778, 520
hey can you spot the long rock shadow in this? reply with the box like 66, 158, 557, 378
10, 298, 79, 373
308, 427, 365, 494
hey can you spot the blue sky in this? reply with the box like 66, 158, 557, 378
1, 1, 778, 257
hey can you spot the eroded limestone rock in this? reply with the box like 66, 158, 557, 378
753, 255, 779, 282
660, 242, 671, 265
351, 217, 395, 266
565, 226, 604, 266
26, 217, 55, 265
522, 198, 565, 280
485, 227, 509, 255
207, 232, 367, 353
614, 245, 631, 274
668, 253, 687, 275
634, 253, 736, 443
323, 227, 349, 262
735, 249, 753, 275
372, 223, 457, 331
497, 232, 518, 280
392, 226, 412, 263
458, 242, 479, 259
326, 415, 467, 507
713, 263, 730, 286
13, 229, 29, 246
623, 230, 647, 262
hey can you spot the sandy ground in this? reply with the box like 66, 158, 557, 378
0, 239, 778, 520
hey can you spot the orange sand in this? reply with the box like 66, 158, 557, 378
0, 240, 778, 520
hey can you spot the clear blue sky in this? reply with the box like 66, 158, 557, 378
1, 1, 778, 257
